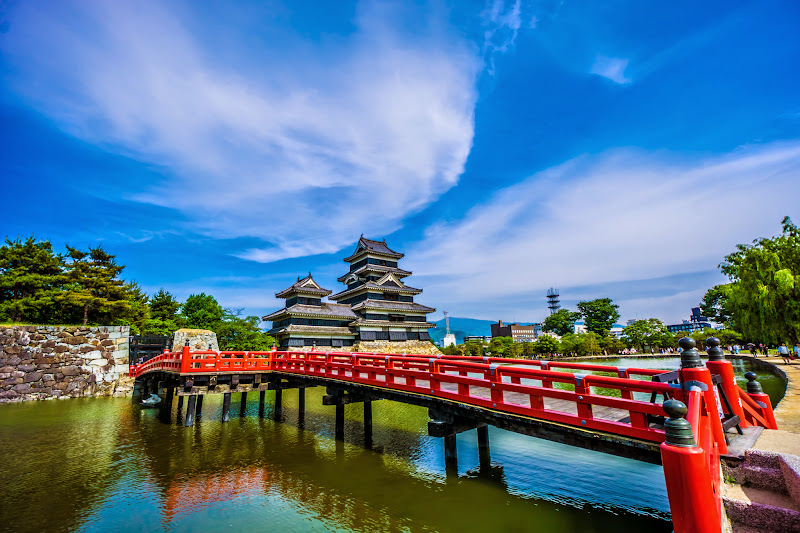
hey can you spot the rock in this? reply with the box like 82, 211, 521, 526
63, 336, 88, 345
84, 350, 103, 360
79, 345, 95, 353
53, 382, 69, 391
43, 374, 54, 381
23, 372, 42, 383
0, 390, 19, 399
4, 346, 20, 355
17, 364, 35, 372
61, 366, 81, 376
13, 384, 31, 393
11, 371, 25, 378
101, 339, 115, 347
2, 377, 23, 385
54, 345, 69, 353
0, 366, 14, 373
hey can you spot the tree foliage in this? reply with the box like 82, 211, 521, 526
181, 293, 226, 330
623, 319, 672, 350
542, 309, 581, 336
708, 217, 800, 344
0, 237, 64, 323
577, 298, 620, 336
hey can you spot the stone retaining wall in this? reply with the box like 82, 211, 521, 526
0, 325, 131, 403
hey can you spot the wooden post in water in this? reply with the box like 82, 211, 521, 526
364, 400, 373, 448
335, 403, 345, 440
477, 425, 490, 468
298, 388, 306, 427
274, 389, 283, 421
259, 390, 266, 417
240, 391, 248, 416
195, 394, 203, 420
444, 434, 457, 467
185, 395, 197, 427
222, 392, 232, 423
177, 394, 184, 410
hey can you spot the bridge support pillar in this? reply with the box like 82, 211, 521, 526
141, 379, 150, 398
222, 392, 231, 423
259, 390, 266, 417
274, 389, 283, 421
477, 425, 490, 467
240, 392, 248, 416
298, 388, 306, 427
335, 403, 345, 440
177, 394, 184, 410
364, 400, 373, 447
195, 394, 203, 420
185, 395, 197, 427
444, 434, 457, 467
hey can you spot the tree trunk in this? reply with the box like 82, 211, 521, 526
83, 304, 88, 326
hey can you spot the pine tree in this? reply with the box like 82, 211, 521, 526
61, 245, 130, 325
0, 237, 65, 323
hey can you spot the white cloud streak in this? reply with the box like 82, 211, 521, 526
591, 56, 631, 84
406, 142, 800, 322
1, 0, 480, 262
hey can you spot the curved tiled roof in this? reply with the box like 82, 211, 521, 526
350, 299, 434, 313
263, 303, 358, 321
268, 325, 356, 336
275, 275, 332, 298
336, 264, 412, 282
343, 237, 404, 262
349, 319, 436, 328
330, 281, 423, 301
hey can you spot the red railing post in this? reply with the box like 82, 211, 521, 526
704, 337, 748, 428
744, 372, 778, 429
660, 399, 723, 533
180, 345, 191, 374
678, 338, 728, 455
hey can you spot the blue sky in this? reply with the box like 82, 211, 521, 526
1, 0, 799, 325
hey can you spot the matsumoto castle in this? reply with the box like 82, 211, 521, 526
264, 237, 438, 352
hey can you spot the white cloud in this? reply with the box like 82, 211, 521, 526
405, 142, 800, 322
482, 0, 522, 72
1, 0, 480, 261
591, 56, 631, 84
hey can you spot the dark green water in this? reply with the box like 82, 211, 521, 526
0, 357, 784, 533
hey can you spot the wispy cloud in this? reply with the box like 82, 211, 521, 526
1, 1, 481, 262
591, 56, 631, 84
482, 0, 522, 72
406, 141, 800, 322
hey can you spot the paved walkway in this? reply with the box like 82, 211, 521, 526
758, 355, 800, 433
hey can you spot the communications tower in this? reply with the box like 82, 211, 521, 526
547, 288, 561, 315
443, 311, 456, 347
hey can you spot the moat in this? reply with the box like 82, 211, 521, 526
0, 357, 784, 533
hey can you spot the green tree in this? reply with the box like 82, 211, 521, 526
532, 335, 560, 357
699, 284, 735, 328
542, 309, 582, 336
0, 236, 65, 323
141, 288, 184, 335
61, 245, 130, 325
216, 308, 276, 351
714, 217, 800, 344
600, 335, 626, 355
181, 293, 225, 330
577, 298, 621, 336
623, 319, 671, 351
559, 332, 602, 356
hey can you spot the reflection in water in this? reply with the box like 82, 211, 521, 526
1, 385, 674, 533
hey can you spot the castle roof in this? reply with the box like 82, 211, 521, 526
263, 302, 358, 321
350, 300, 435, 314
330, 273, 423, 301
275, 275, 331, 298
343, 236, 404, 262
336, 263, 412, 282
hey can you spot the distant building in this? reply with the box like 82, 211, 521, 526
464, 335, 492, 343
666, 307, 712, 334
491, 320, 541, 343
575, 320, 626, 337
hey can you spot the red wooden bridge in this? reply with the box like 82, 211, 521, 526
130, 337, 778, 533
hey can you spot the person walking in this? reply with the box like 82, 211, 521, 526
778, 343, 792, 364
794, 343, 800, 361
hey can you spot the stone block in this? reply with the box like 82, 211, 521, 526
8, 357, 20, 365
43, 374, 54, 381
2, 377, 22, 385
11, 371, 25, 378
13, 384, 31, 393
61, 365, 81, 376
4, 346, 20, 355
17, 364, 35, 372
79, 345, 96, 353
63, 336, 88, 345
54, 345, 69, 353
53, 382, 69, 391
42, 340, 56, 348
0, 373, 8, 379
23, 372, 42, 383
0, 366, 14, 373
